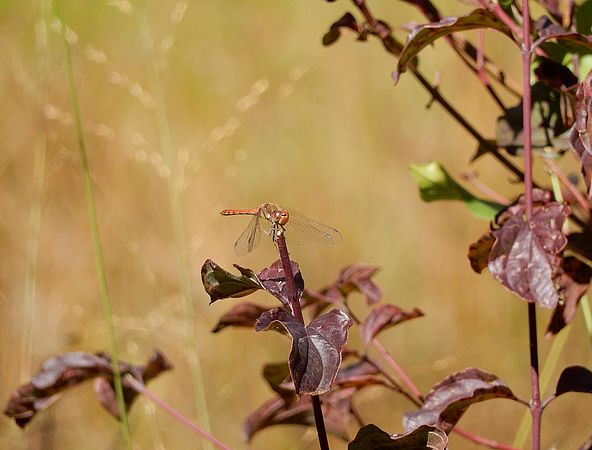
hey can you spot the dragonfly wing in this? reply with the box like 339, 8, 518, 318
283, 208, 342, 247
234, 214, 262, 256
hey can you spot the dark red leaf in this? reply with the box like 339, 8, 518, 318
555, 365, 592, 396
535, 16, 592, 52
201, 259, 263, 303
393, 9, 512, 83
468, 232, 495, 273
211, 302, 271, 333
244, 392, 352, 442
360, 304, 424, 346
401, 0, 441, 22
337, 264, 382, 305
322, 12, 361, 46
488, 191, 570, 308
334, 360, 387, 389
404, 368, 519, 433
262, 361, 295, 401
349, 423, 448, 449
570, 72, 592, 196
258, 259, 304, 308
301, 286, 341, 319
256, 308, 353, 396
3, 351, 172, 427
546, 257, 592, 336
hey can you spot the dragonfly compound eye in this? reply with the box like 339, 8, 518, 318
278, 211, 289, 226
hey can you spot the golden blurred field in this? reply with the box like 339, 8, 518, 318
1, 1, 591, 449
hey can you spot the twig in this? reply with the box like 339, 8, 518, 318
460, 171, 511, 204
371, 339, 424, 402
520, 0, 543, 446
544, 159, 591, 214
454, 427, 521, 450
275, 233, 330, 450
125, 376, 232, 450
350, 0, 528, 182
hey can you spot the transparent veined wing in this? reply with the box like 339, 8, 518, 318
282, 207, 342, 247
234, 213, 262, 256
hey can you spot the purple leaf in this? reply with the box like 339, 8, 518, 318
337, 264, 382, 305
570, 72, 592, 196
322, 12, 362, 46
4, 350, 172, 427
555, 365, 592, 396
360, 304, 424, 346
334, 360, 386, 389
393, 9, 512, 83
468, 232, 495, 274
349, 423, 448, 449
211, 302, 271, 333
404, 368, 519, 433
546, 257, 592, 336
262, 361, 295, 401
488, 191, 570, 308
256, 308, 353, 396
258, 259, 304, 308
201, 259, 263, 303
534, 16, 592, 52
301, 286, 341, 319
243, 392, 352, 442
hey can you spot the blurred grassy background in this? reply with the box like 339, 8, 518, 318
1, 0, 591, 449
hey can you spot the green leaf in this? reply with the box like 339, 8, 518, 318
409, 162, 503, 220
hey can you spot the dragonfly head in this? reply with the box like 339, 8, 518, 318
274, 209, 289, 226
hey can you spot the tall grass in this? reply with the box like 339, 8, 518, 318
139, 9, 213, 444
54, 1, 131, 448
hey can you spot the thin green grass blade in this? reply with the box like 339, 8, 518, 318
54, 1, 131, 448
139, 12, 213, 445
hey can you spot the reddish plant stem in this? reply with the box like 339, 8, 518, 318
544, 159, 591, 214
520, 0, 542, 447
454, 427, 521, 450
125, 376, 231, 450
275, 233, 330, 450
371, 339, 424, 402
528, 303, 542, 450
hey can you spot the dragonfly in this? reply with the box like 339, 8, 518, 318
220, 203, 342, 256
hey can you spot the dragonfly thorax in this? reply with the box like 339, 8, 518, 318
262, 203, 290, 226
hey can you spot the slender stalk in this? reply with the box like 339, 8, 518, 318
125, 376, 231, 450
54, 1, 131, 447
520, 0, 542, 447
21, 139, 45, 383
371, 339, 424, 402
139, 15, 212, 442
275, 234, 329, 450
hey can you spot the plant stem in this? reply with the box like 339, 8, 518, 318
371, 339, 424, 402
351, 0, 527, 182
139, 15, 212, 443
275, 233, 329, 450
125, 376, 231, 450
527, 304, 542, 450
520, 0, 542, 447
54, 1, 131, 448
